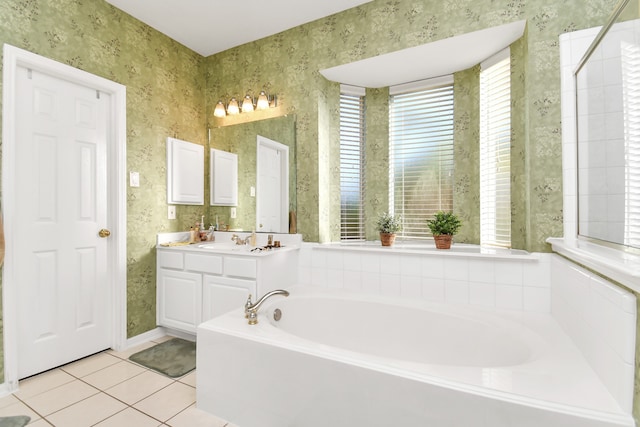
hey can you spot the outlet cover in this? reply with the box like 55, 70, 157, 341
250, 186, 256, 197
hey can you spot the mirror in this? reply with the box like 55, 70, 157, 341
208, 115, 296, 232
576, 0, 640, 249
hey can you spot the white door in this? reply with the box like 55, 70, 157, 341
14, 66, 111, 379
256, 136, 289, 233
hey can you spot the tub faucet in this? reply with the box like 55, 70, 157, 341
245, 290, 290, 325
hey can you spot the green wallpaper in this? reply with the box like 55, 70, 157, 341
0, 0, 207, 344
1, 0, 634, 415
453, 65, 481, 244
204, 0, 614, 250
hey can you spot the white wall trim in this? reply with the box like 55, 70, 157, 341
1, 44, 127, 391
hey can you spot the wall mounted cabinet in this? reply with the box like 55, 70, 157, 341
210, 148, 238, 206
167, 137, 204, 205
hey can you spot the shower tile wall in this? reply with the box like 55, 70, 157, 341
299, 244, 552, 313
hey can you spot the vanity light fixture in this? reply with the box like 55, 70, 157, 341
227, 97, 240, 115
256, 91, 277, 110
213, 100, 226, 118
241, 94, 255, 112
213, 90, 277, 118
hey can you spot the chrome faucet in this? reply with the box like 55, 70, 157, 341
231, 234, 248, 245
244, 290, 290, 325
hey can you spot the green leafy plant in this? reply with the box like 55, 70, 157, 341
426, 211, 462, 236
376, 212, 403, 234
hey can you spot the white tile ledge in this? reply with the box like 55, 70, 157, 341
314, 242, 539, 261
547, 237, 640, 292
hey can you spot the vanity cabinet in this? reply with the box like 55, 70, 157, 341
157, 245, 297, 334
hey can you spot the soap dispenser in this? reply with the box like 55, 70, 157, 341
250, 230, 257, 247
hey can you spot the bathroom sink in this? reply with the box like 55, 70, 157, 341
197, 243, 253, 252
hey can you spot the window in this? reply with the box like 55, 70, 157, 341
480, 48, 511, 247
389, 77, 455, 239
340, 85, 366, 240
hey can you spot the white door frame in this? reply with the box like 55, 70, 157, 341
1, 44, 127, 392
256, 135, 289, 233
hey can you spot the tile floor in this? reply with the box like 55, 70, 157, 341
0, 336, 234, 426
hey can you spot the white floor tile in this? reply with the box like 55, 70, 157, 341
133, 382, 195, 422
82, 360, 146, 390
60, 353, 121, 378
0, 395, 20, 410
94, 407, 162, 427
166, 404, 227, 427
0, 400, 41, 422
45, 392, 127, 427
177, 371, 196, 387
105, 370, 173, 405
21, 379, 98, 416
27, 419, 52, 426
16, 369, 75, 400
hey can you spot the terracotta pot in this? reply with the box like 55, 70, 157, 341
380, 232, 396, 246
434, 234, 453, 249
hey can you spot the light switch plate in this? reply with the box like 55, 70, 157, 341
129, 171, 140, 187
231, 207, 237, 218
168, 205, 176, 220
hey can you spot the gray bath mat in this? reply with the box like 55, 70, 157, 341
129, 338, 196, 378
0, 416, 30, 427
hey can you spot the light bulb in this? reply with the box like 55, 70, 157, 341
256, 91, 269, 110
227, 98, 239, 115
213, 101, 226, 118
242, 94, 254, 112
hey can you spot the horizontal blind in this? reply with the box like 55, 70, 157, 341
480, 50, 511, 247
340, 92, 365, 240
389, 84, 454, 239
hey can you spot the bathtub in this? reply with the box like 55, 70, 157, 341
196, 287, 634, 427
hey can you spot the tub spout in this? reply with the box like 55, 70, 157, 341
245, 290, 289, 325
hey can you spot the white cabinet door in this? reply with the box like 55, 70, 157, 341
210, 148, 238, 206
167, 137, 204, 205
202, 275, 256, 322
157, 269, 202, 333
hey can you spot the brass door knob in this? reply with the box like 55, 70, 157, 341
98, 228, 111, 238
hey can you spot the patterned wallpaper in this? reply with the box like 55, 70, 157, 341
204, 0, 615, 252
0, 0, 631, 413
0, 0, 208, 343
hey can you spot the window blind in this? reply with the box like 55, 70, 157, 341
389, 81, 455, 239
480, 49, 511, 247
340, 90, 366, 240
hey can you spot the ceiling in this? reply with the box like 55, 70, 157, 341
105, 0, 373, 57
320, 20, 527, 88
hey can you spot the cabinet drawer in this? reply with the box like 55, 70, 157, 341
157, 250, 184, 269
224, 257, 257, 279
185, 253, 223, 274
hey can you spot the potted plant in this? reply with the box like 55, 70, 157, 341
376, 212, 402, 246
426, 211, 462, 249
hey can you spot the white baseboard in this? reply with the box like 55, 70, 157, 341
125, 327, 195, 350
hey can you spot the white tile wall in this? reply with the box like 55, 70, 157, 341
551, 255, 636, 412
298, 244, 552, 312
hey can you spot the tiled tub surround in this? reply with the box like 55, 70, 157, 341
196, 243, 637, 426
298, 243, 552, 312
552, 255, 637, 413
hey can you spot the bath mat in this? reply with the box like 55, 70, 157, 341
129, 338, 196, 378
0, 416, 30, 427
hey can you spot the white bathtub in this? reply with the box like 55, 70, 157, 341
196, 287, 635, 427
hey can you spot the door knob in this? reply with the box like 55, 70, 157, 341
98, 228, 111, 238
